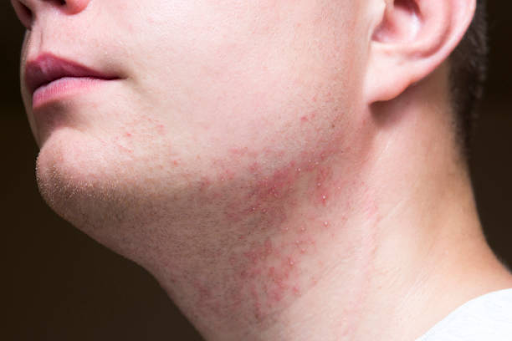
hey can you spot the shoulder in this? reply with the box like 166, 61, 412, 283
417, 289, 512, 341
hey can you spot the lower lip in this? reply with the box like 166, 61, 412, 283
32, 77, 114, 109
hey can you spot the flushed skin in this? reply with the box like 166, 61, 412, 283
12, 0, 512, 340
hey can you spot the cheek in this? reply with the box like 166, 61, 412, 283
119, 0, 361, 140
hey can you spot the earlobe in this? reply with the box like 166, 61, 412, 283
364, 0, 476, 104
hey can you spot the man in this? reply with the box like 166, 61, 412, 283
11, 0, 512, 340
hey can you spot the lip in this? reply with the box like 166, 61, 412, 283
24, 53, 119, 108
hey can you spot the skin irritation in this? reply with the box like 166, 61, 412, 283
109, 115, 182, 165
183, 113, 371, 325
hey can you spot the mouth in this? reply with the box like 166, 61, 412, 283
24, 53, 120, 99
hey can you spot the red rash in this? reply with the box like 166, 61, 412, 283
188, 111, 352, 322
207, 135, 346, 320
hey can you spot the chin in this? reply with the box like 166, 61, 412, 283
35, 128, 164, 254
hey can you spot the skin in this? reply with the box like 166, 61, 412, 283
12, 0, 512, 340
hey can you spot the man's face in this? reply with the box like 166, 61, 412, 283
17, 0, 370, 244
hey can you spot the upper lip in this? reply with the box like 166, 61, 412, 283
24, 53, 119, 95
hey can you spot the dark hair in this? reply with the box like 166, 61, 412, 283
449, 0, 488, 154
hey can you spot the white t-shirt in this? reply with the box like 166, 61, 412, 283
416, 289, 512, 340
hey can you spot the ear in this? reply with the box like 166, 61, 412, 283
364, 0, 476, 104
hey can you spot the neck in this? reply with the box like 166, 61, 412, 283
142, 135, 509, 341
121, 77, 511, 341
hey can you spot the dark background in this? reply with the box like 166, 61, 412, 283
2, 2, 511, 340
